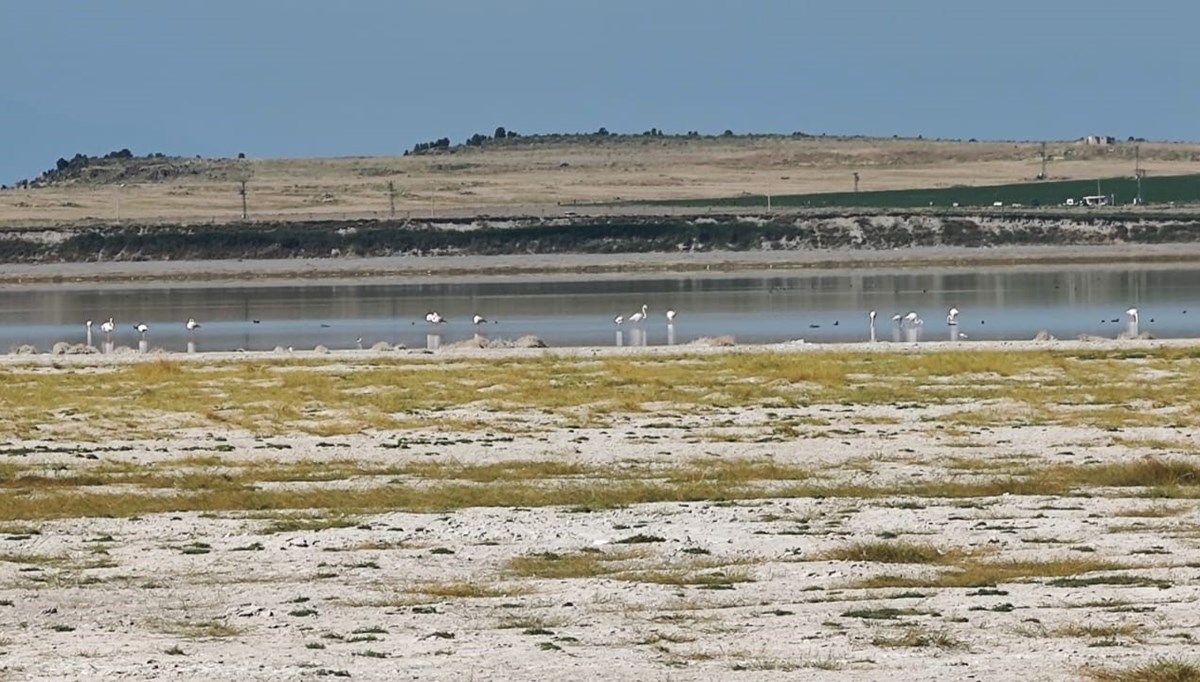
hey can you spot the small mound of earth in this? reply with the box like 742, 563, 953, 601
370, 342, 393, 352
512, 335, 548, 348
445, 337, 488, 350
1118, 331, 1156, 340
1032, 330, 1056, 342
1077, 334, 1109, 342
690, 335, 737, 347
313, 345, 330, 354
445, 335, 549, 350
51, 341, 99, 357
11, 344, 38, 355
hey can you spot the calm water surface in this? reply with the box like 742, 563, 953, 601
1, 264, 1197, 352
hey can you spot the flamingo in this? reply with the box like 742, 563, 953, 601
868, 310, 877, 342
666, 309, 677, 324
100, 317, 115, 344
426, 311, 447, 325
946, 307, 960, 326
472, 314, 488, 326
628, 304, 648, 324
903, 311, 923, 327
613, 315, 624, 325
85, 319, 93, 346
186, 317, 201, 333
1125, 307, 1139, 324
134, 323, 149, 340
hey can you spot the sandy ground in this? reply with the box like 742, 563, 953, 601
1, 339, 1199, 680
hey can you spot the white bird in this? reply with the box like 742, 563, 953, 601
891, 313, 902, 324
1126, 307, 1139, 323
904, 311, 923, 327
186, 317, 201, 333
472, 314, 488, 326
613, 315, 624, 325
869, 310, 877, 324
134, 323, 149, 340
426, 311, 447, 325
665, 309, 677, 323
946, 307, 960, 325
100, 317, 115, 342
356, 336, 363, 350
628, 304, 648, 324
85, 319, 93, 345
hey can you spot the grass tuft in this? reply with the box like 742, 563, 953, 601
1083, 658, 1200, 682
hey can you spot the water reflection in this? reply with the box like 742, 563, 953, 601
0, 264, 1196, 350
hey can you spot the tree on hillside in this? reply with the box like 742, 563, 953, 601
494, 126, 506, 140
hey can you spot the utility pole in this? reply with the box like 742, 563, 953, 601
1039, 142, 1047, 180
853, 172, 860, 194
387, 181, 396, 218
1136, 169, 1146, 205
239, 180, 248, 220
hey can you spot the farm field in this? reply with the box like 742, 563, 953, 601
645, 172, 1200, 210
2, 341, 1200, 680
3, 136, 1200, 226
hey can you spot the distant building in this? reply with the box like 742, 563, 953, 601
1082, 135, 1116, 146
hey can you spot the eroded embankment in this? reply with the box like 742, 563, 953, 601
2, 211, 1200, 267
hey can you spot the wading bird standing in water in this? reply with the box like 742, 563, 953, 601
946, 307, 959, 325
134, 323, 149, 341
100, 318, 115, 344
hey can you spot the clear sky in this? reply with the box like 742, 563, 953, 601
2, 0, 1195, 184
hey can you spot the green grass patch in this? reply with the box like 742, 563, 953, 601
639, 173, 1200, 209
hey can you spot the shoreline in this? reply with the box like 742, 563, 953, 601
3, 336, 1195, 366
4, 242, 1200, 286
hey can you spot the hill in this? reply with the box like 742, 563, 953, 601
1, 135, 1199, 226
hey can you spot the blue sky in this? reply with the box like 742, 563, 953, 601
2, 1, 1195, 184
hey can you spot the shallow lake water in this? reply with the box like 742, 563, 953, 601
0, 263, 1196, 352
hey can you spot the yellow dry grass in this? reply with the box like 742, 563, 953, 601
3, 136, 1198, 225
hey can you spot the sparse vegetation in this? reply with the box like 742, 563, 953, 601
1, 344, 1197, 679
1083, 658, 1200, 682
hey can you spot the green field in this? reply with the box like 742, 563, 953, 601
642, 173, 1200, 209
